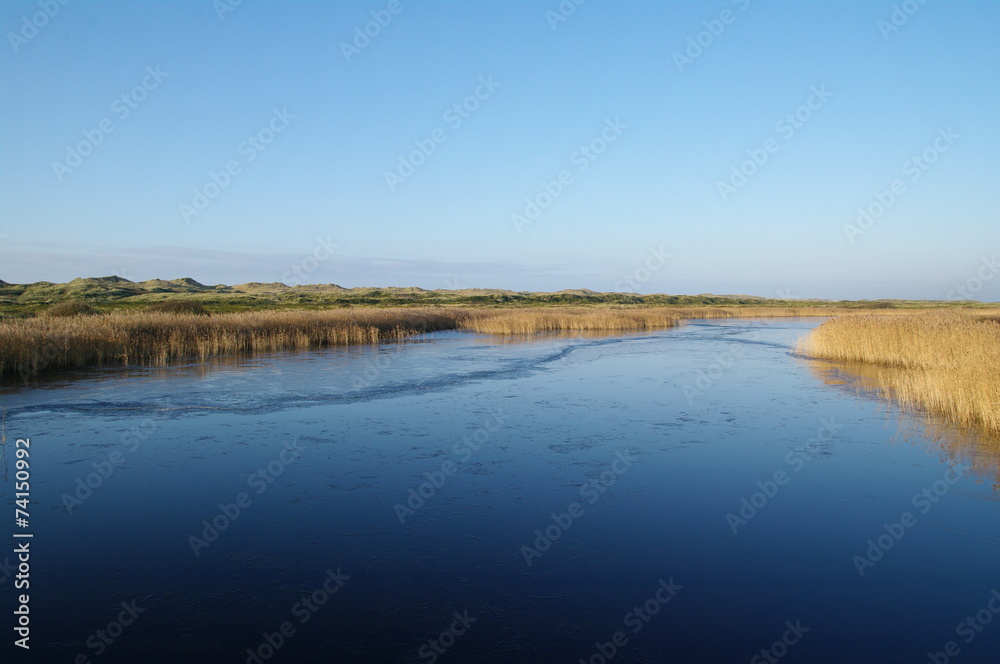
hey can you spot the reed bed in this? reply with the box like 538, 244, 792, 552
0, 309, 460, 379
1, 304, 990, 381
458, 308, 682, 334
798, 312, 1000, 433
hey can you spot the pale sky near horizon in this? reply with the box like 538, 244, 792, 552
1, 0, 997, 300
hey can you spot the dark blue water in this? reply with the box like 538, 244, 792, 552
1, 318, 998, 663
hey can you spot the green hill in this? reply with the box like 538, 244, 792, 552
0, 276, 990, 316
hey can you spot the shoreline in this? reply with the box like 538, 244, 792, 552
798, 312, 1000, 434
5, 305, 996, 382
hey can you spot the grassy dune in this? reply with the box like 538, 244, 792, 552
0, 304, 958, 381
5, 275, 989, 315
798, 312, 1000, 433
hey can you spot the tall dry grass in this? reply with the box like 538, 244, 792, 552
2, 304, 990, 381
798, 312, 1000, 433
2, 307, 682, 378
458, 308, 682, 334
0, 309, 460, 379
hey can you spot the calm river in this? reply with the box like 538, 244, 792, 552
1, 318, 998, 663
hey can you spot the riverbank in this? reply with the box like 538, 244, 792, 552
798, 312, 1000, 433
1, 305, 972, 381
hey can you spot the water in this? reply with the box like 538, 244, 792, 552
1, 318, 998, 663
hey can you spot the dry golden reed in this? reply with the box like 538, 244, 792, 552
798, 312, 1000, 433
0, 309, 459, 379
0, 304, 981, 380
459, 308, 682, 334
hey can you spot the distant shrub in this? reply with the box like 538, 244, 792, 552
871, 301, 897, 309
44, 301, 96, 317
147, 301, 209, 315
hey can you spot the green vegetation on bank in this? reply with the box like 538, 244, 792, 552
0, 276, 993, 317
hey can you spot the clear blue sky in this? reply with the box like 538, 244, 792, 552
1, 0, 997, 299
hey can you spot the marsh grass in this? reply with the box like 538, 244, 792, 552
0, 309, 461, 379
798, 312, 1000, 433
458, 308, 682, 334
0, 305, 987, 381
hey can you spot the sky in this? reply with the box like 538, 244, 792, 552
1, 0, 997, 300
